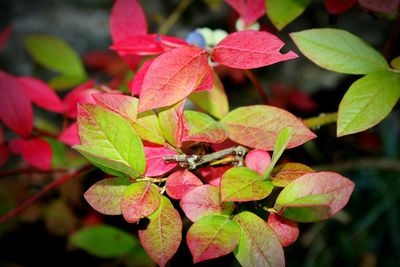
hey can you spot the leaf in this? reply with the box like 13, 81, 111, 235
84, 177, 131, 215
358, 0, 399, 13
110, 35, 164, 56
17, 76, 64, 113
24, 35, 86, 79
138, 46, 209, 112
337, 71, 400, 136
290, 28, 388, 74
266, 0, 311, 30
166, 170, 203, 200
58, 122, 80, 146
182, 110, 228, 144
275, 172, 355, 222
110, 0, 147, 43
48, 75, 88, 91
188, 72, 229, 119
76, 104, 145, 178
121, 182, 161, 223
211, 30, 298, 69
245, 149, 271, 175
271, 163, 314, 187
180, 185, 234, 221
267, 213, 299, 247
158, 101, 185, 147
234, 211, 284, 267
224, 0, 265, 25
129, 59, 154, 96
134, 111, 166, 145
0, 71, 33, 137
0, 26, 11, 49
139, 196, 182, 267
391, 56, 400, 70
197, 165, 232, 186
220, 167, 273, 202
63, 80, 97, 118
263, 127, 293, 179
324, 0, 357, 14
144, 145, 178, 177
221, 105, 316, 150
93, 93, 138, 121
187, 215, 241, 263
9, 138, 52, 170
193, 64, 214, 92
69, 225, 138, 258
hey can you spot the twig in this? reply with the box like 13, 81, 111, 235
304, 112, 338, 129
243, 69, 269, 104
158, 0, 193, 35
0, 164, 93, 224
0, 167, 68, 178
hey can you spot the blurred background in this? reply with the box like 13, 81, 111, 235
0, 0, 399, 266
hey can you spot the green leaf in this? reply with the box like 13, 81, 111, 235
158, 101, 185, 147
234, 211, 284, 267
263, 127, 293, 179
139, 196, 182, 267
188, 72, 229, 119
271, 163, 314, 187
266, 0, 311, 30
121, 182, 161, 223
221, 105, 316, 150
48, 75, 86, 91
220, 167, 273, 202
275, 172, 355, 222
24, 35, 86, 79
134, 111, 165, 145
69, 225, 138, 258
75, 104, 145, 178
290, 28, 388, 74
391, 56, 400, 70
183, 110, 228, 144
337, 71, 400, 136
84, 177, 131, 215
187, 215, 241, 264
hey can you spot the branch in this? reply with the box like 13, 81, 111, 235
158, 0, 193, 35
0, 164, 93, 224
243, 69, 269, 104
303, 112, 337, 129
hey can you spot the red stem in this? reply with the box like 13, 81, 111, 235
0, 164, 93, 224
243, 69, 268, 104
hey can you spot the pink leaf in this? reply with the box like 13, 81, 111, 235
358, 0, 399, 13
180, 184, 235, 222
0, 26, 12, 49
267, 213, 299, 247
196, 165, 232, 186
166, 170, 203, 199
110, 0, 147, 43
17, 77, 64, 113
63, 80, 97, 118
193, 64, 213, 92
225, 0, 265, 26
0, 71, 33, 137
9, 138, 52, 170
138, 46, 209, 112
245, 149, 271, 175
144, 146, 179, 177
58, 122, 80, 146
211, 30, 298, 69
128, 59, 154, 96
325, 0, 357, 14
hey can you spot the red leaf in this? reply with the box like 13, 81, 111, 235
9, 138, 52, 170
110, 35, 164, 56
271, 163, 314, 187
225, 0, 265, 25
63, 80, 97, 118
144, 146, 179, 177
358, 0, 399, 13
155, 34, 188, 51
0, 71, 33, 137
17, 77, 64, 113
325, 0, 357, 14
196, 165, 232, 186
245, 149, 271, 175
0, 144, 9, 167
267, 213, 299, 247
0, 125, 4, 144
180, 185, 235, 221
0, 26, 12, 49
193, 64, 213, 92
128, 59, 154, 96
58, 122, 80, 146
138, 46, 209, 112
110, 0, 147, 43
166, 170, 203, 199
211, 30, 298, 69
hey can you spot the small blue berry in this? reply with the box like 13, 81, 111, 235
185, 31, 206, 48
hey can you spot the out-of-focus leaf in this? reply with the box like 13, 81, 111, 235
9, 138, 52, 170
225, 0, 265, 25
58, 122, 80, 146
266, 0, 311, 30
325, 0, 357, 14
0, 26, 11, 49
63, 80, 97, 118
358, 0, 400, 13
